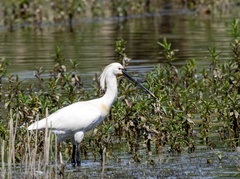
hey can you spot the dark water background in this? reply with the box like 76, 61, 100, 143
0, 7, 238, 83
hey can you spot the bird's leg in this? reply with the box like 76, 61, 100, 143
76, 144, 81, 166
71, 144, 77, 167
72, 131, 84, 167
71, 144, 81, 167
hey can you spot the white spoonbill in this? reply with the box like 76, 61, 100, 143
27, 62, 155, 166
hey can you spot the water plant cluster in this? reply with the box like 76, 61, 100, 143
0, 19, 240, 178
1, 0, 231, 30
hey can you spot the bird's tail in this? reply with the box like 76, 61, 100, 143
27, 122, 38, 130
27, 118, 48, 130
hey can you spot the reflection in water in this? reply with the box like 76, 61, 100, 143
0, 7, 237, 82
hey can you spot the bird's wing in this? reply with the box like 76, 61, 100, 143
28, 100, 103, 132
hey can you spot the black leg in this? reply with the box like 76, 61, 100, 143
71, 144, 76, 167
71, 144, 81, 167
76, 144, 81, 166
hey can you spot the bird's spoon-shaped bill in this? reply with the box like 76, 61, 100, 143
122, 69, 156, 99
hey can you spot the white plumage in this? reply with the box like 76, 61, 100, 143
28, 101, 106, 142
27, 63, 123, 166
27, 62, 155, 166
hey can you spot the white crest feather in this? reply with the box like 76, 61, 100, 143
99, 63, 111, 90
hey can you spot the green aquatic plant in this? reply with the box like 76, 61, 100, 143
115, 38, 132, 67
228, 18, 240, 74
0, 58, 10, 92
158, 38, 178, 66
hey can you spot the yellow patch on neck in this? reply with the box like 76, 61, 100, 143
100, 103, 109, 115
116, 74, 122, 79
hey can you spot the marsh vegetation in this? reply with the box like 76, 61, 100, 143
1, 0, 231, 30
0, 0, 240, 178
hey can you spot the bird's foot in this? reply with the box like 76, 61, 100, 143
71, 159, 81, 167
77, 160, 81, 166
71, 159, 76, 167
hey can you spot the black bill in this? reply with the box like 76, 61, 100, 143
122, 69, 156, 99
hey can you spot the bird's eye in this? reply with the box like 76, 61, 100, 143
118, 68, 122, 70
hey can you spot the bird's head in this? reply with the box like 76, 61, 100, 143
106, 63, 125, 75
111, 63, 125, 78
99, 63, 156, 98
99, 63, 123, 90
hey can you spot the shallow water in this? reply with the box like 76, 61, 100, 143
8, 134, 240, 178
1, 4, 240, 178
63, 144, 240, 178
11, 140, 240, 178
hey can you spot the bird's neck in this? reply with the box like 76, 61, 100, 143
101, 73, 118, 108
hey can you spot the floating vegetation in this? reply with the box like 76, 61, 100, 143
0, 19, 240, 178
